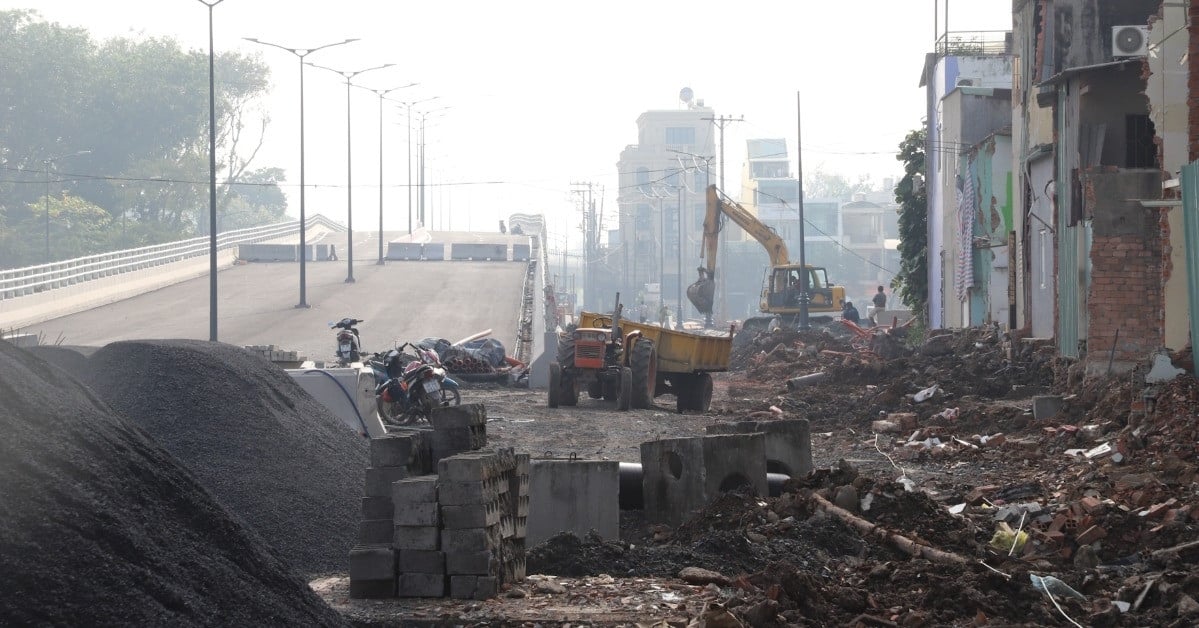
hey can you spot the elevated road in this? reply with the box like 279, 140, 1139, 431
21, 230, 529, 362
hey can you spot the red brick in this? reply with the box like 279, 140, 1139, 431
1075, 525, 1108, 545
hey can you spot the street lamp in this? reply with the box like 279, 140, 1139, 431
416, 106, 451, 229
42, 150, 91, 264
197, 0, 223, 342
307, 61, 395, 283
369, 82, 417, 263
244, 36, 358, 307
395, 96, 439, 234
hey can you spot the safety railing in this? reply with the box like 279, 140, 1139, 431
0, 215, 344, 300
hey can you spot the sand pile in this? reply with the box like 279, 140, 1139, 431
86, 340, 369, 577
0, 340, 345, 626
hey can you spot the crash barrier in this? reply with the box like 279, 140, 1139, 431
383, 238, 535, 262
0, 216, 343, 329
0, 215, 343, 301
236, 243, 335, 262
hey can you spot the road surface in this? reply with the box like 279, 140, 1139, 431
25, 257, 527, 362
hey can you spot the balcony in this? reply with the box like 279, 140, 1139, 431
935, 31, 1013, 57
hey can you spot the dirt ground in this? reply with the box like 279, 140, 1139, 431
316, 324, 1199, 627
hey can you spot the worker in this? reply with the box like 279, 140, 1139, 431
871, 285, 888, 325
658, 303, 670, 327
842, 301, 861, 324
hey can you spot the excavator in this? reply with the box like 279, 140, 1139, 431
687, 184, 845, 334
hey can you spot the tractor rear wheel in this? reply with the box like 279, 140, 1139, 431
556, 334, 575, 368
616, 367, 633, 411
630, 339, 657, 409
548, 363, 562, 408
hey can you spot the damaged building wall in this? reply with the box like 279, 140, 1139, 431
1083, 169, 1163, 374
970, 134, 1014, 326
1147, 2, 1193, 352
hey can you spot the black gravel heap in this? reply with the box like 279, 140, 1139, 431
86, 340, 369, 577
0, 340, 346, 626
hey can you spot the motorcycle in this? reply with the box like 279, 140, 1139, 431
371, 342, 461, 425
330, 317, 364, 365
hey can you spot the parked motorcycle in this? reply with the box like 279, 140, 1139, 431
371, 342, 461, 425
330, 317, 364, 365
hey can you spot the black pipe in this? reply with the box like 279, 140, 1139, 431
617, 462, 789, 510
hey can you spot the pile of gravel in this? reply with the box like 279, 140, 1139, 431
86, 339, 369, 577
0, 340, 346, 626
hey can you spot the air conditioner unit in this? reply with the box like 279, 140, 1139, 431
1112, 25, 1149, 57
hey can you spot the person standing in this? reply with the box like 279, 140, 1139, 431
871, 285, 887, 325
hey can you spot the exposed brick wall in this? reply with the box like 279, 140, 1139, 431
1086, 210, 1164, 366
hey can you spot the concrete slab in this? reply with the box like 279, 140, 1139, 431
526, 460, 619, 546
705, 419, 813, 477
640, 434, 767, 526
349, 545, 396, 581
286, 366, 385, 438
1032, 395, 1064, 421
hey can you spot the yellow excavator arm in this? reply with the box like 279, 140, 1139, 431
688, 185, 791, 314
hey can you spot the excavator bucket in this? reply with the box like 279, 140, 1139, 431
686, 276, 715, 314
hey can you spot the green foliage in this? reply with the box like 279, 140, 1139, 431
0, 9, 276, 268
892, 128, 928, 321
804, 168, 875, 201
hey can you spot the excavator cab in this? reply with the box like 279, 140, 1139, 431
762, 265, 843, 314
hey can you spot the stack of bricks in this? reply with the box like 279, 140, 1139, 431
349, 432, 432, 598
438, 449, 529, 600
428, 403, 488, 463
242, 344, 303, 365
393, 476, 446, 597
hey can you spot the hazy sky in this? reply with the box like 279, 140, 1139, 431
5, 1, 1010, 247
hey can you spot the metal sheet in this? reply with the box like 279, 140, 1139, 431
1182, 161, 1199, 375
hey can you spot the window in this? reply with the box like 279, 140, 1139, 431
636, 167, 650, 185
1125, 115, 1157, 169
665, 127, 695, 145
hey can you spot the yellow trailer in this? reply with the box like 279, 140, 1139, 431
570, 311, 733, 412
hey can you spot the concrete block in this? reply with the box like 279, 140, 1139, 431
362, 496, 393, 520
450, 575, 498, 600
526, 459, 619, 546
358, 519, 393, 545
512, 243, 531, 261
371, 435, 418, 468
442, 526, 503, 553
388, 242, 424, 260
349, 545, 396, 581
393, 475, 439, 505
349, 578, 396, 599
438, 452, 501, 482
640, 434, 767, 526
431, 427, 486, 462
393, 525, 439, 551
446, 550, 500, 576
441, 502, 502, 529
705, 418, 813, 477
394, 501, 440, 527
398, 572, 446, 598
423, 243, 446, 260
1032, 395, 1064, 421
450, 242, 507, 261
365, 466, 409, 497
439, 479, 502, 506
399, 550, 445, 574
429, 403, 487, 429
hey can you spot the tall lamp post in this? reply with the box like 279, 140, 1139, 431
197, 0, 223, 341
416, 106, 450, 229
395, 96, 438, 234
42, 150, 91, 264
307, 61, 394, 283
244, 36, 357, 307
370, 83, 417, 263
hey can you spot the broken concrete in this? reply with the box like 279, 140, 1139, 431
640, 434, 767, 526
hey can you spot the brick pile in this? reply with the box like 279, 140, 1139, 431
348, 404, 528, 600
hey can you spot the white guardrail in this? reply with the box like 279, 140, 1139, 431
0, 215, 343, 301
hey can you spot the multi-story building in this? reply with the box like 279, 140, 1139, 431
615, 101, 715, 322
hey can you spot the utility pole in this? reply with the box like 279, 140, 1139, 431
702, 114, 743, 323
570, 181, 594, 311
796, 91, 809, 329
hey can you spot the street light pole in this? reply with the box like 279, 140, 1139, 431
244, 36, 358, 307
42, 150, 91, 265
197, 0, 223, 342
395, 96, 438, 235
308, 62, 394, 283
371, 83, 417, 263
796, 91, 809, 329
415, 106, 450, 230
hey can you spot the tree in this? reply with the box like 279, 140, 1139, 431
0, 10, 275, 267
805, 168, 874, 201
892, 128, 928, 320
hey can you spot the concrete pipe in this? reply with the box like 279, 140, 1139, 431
785, 372, 827, 391
617, 462, 789, 510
